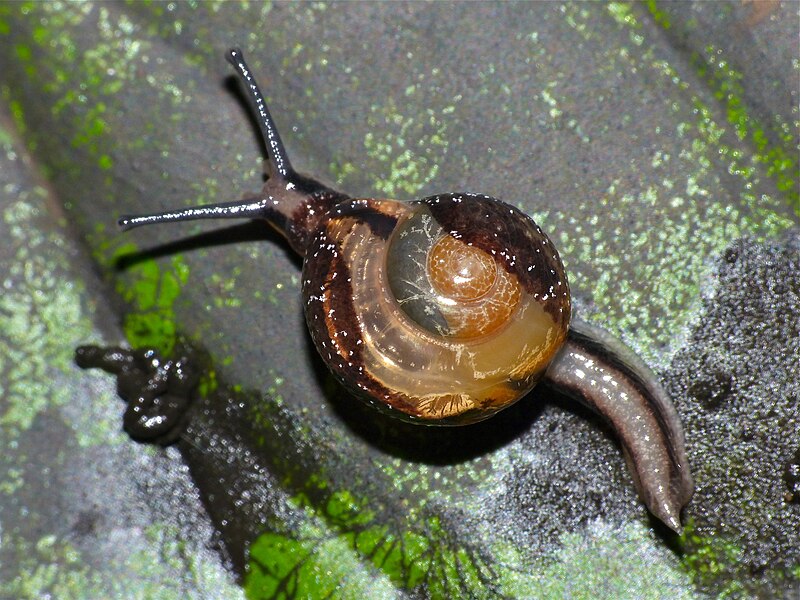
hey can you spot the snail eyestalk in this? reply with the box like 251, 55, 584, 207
226, 47, 294, 180
118, 197, 269, 231
117, 49, 315, 235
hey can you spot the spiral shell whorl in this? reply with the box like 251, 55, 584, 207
302, 193, 570, 424
386, 204, 522, 340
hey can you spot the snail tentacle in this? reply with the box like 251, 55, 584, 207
116, 48, 348, 254
118, 197, 269, 231
226, 47, 293, 180
544, 320, 693, 532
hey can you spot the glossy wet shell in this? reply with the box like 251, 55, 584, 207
301, 193, 571, 424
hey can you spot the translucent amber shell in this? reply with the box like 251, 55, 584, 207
302, 193, 571, 424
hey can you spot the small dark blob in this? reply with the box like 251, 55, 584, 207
784, 448, 800, 504
689, 369, 734, 410
724, 246, 739, 263
71, 509, 102, 538
75, 344, 201, 445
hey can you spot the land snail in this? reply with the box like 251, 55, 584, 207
91, 48, 694, 532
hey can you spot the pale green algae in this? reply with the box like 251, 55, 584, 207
0, 105, 121, 444
497, 521, 694, 599
1, 1, 195, 355
0, 196, 107, 444
604, 1, 799, 593
355, 94, 450, 198
246, 483, 493, 598
6, 2, 130, 173
246, 377, 506, 597
546, 1, 796, 365
680, 518, 747, 598
0, 525, 244, 600
0, 157, 238, 600
92, 239, 191, 356
2, 1, 203, 210
0, 8, 238, 596
21, 1, 285, 340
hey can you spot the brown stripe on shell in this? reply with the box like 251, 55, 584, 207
421, 193, 570, 324
301, 200, 421, 419
327, 198, 399, 240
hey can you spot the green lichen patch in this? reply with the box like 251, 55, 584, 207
246, 530, 399, 600
240, 358, 697, 597
246, 477, 695, 599
555, 178, 791, 362
643, 2, 798, 213
246, 488, 497, 599
0, 526, 242, 600
237, 395, 503, 596
1, 1, 201, 213
680, 520, 745, 597
85, 220, 190, 357
329, 90, 452, 199
0, 198, 93, 436
0, 121, 14, 153
496, 522, 693, 599
359, 97, 449, 198
0, 188, 234, 596
109, 242, 190, 356
3, 3, 119, 169
548, 2, 797, 363
690, 41, 798, 211
607, 2, 639, 29
0, 533, 105, 600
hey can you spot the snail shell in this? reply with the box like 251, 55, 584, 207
302, 194, 570, 423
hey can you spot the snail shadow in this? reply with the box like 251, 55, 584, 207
309, 329, 630, 470
310, 347, 558, 465
112, 220, 301, 272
